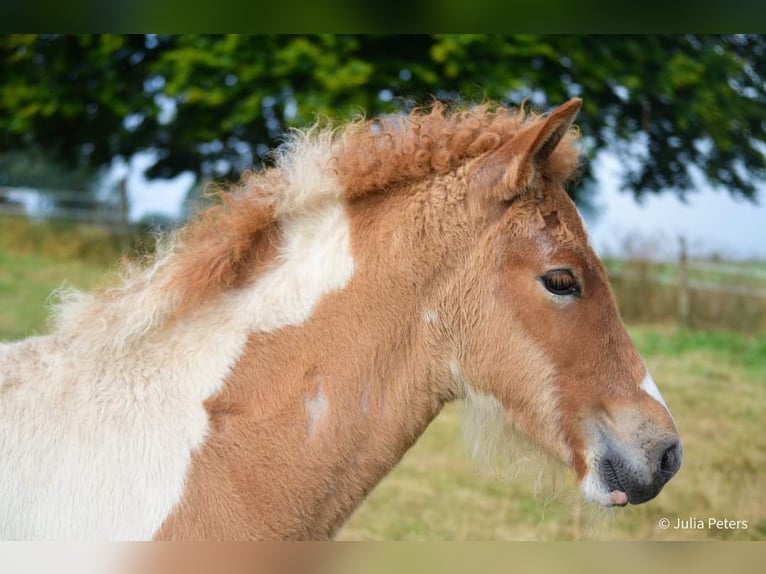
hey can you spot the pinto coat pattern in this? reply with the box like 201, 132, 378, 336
0, 99, 681, 540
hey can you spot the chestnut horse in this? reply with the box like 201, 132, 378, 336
0, 98, 682, 540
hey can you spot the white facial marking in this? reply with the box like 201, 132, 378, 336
305, 384, 329, 438
0, 152, 354, 539
640, 371, 668, 411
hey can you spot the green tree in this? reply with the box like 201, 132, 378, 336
1, 34, 764, 202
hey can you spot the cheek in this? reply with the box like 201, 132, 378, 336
497, 276, 562, 350
457, 288, 572, 449
459, 289, 550, 406
509, 285, 616, 376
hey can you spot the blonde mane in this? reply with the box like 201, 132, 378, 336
51, 102, 580, 348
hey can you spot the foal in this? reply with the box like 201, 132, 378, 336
0, 98, 681, 539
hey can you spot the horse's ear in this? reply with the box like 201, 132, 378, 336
473, 98, 582, 200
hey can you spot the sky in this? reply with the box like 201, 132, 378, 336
116, 151, 766, 262
583, 153, 766, 261
110, 152, 194, 222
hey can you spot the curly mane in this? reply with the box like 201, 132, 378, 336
52, 101, 580, 346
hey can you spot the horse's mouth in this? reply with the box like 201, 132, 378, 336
591, 439, 682, 506
600, 459, 629, 507
581, 467, 629, 507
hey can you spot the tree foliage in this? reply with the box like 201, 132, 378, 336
1, 34, 764, 202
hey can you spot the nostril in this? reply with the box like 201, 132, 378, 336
659, 440, 682, 477
660, 448, 671, 472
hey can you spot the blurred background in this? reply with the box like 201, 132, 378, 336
0, 34, 764, 540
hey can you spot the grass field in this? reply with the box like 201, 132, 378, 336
0, 250, 112, 340
1, 232, 764, 540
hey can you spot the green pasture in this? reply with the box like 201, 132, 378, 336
1, 223, 764, 540
0, 250, 111, 339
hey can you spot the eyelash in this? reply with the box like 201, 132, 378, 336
540, 269, 581, 297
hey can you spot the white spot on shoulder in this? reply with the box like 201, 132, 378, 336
640, 371, 668, 410
359, 380, 371, 415
422, 308, 438, 325
305, 384, 329, 438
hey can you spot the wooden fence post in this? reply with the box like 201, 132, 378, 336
678, 236, 691, 329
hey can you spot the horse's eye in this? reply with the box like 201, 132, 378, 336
540, 269, 581, 297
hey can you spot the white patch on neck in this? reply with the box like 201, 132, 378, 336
0, 199, 354, 539
359, 380, 371, 415
640, 371, 668, 411
422, 308, 438, 325
448, 358, 463, 384
305, 384, 329, 438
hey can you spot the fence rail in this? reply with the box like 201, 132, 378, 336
609, 268, 766, 299
686, 261, 766, 280
0, 185, 130, 229
606, 237, 766, 334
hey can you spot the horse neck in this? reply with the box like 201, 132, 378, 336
157, 189, 465, 540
